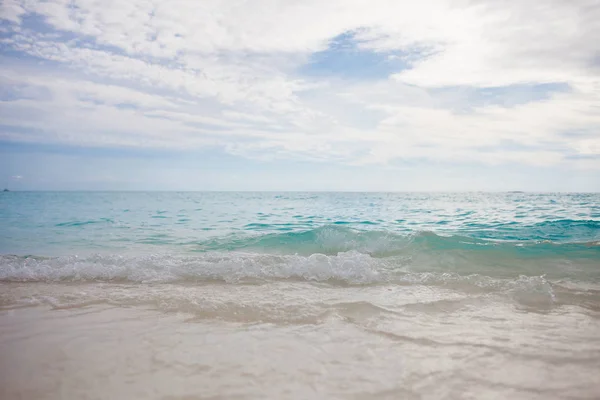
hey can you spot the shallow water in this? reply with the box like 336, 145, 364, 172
1, 192, 599, 399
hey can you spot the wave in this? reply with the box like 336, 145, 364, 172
0, 252, 385, 284
470, 219, 600, 242
1, 243, 598, 286
194, 225, 600, 257
1, 224, 598, 289
4, 252, 600, 314
55, 218, 114, 227
2, 243, 600, 313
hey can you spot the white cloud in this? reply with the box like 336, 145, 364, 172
0, 0, 599, 171
391, 1, 600, 88
0, 0, 26, 24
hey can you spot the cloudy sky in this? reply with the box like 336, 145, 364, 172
1, 0, 599, 191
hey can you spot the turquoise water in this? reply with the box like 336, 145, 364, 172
1, 192, 599, 285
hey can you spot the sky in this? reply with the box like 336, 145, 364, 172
0, 0, 599, 191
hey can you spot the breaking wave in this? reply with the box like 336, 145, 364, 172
194, 225, 599, 256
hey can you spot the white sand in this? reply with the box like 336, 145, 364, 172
1, 282, 600, 400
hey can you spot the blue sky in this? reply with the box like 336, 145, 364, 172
1, 0, 599, 191
299, 31, 410, 80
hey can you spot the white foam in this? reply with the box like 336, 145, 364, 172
0, 253, 593, 311
0, 252, 386, 284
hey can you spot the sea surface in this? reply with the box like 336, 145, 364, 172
1, 192, 600, 399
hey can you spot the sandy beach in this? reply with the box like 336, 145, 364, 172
2, 280, 600, 400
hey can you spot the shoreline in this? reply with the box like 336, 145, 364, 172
2, 289, 600, 400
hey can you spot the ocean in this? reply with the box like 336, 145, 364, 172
1, 191, 599, 399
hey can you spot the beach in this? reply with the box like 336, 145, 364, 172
1, 192, 599, 399
2, 282, 600, 400
3, 0, 600, 397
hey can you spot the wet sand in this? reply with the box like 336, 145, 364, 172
2, 282, 600, 400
